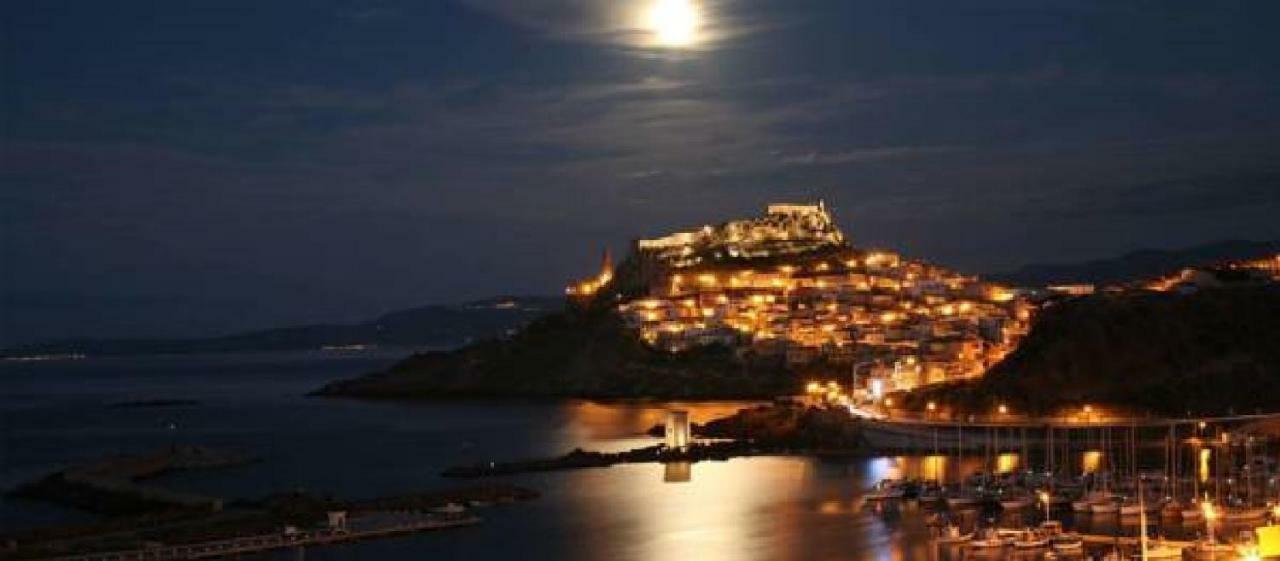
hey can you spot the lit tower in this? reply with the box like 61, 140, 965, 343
599, 248, 613, 282
565, 246, 615, 300
664, 410, 691, 450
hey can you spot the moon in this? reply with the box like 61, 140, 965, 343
647, 0, 700, 47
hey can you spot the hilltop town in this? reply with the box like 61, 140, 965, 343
568, 203, 1032, 398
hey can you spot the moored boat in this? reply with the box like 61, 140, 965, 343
1186, 539, 1236, 561
1091, 500, 1120, 514
1130, 543, 1183, 560
864, 480, 905, 501
933, 524, 972, 544
946, 494, 980, 509
1119, 499, 1160, 517
968, 528, 1010, 552
1039, 520, 1063, 535
1012, 529, 1049, 549
1000, 495, 1033, 511
1223, 506, 1268, 522
1049, 533, 1084, 555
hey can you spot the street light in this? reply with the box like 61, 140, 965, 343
998, 404, 1009, 416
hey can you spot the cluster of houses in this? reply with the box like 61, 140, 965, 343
579, 203, 1035, 395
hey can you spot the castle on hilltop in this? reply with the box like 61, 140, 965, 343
560, 201, 1034, 397
636, 202, 845, 268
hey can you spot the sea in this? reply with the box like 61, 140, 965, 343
0, 350, 1185, 560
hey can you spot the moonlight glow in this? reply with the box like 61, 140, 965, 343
647, 0, 700, 47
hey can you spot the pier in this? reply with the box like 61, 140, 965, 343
858, 410, 1280, 455
44, 513, 481, 561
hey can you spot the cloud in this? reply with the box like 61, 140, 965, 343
776, 146, 967, 167
457, 0, 784, 52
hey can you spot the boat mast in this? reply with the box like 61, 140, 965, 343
1138, 477, 1149, 561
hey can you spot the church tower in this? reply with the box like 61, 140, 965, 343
600, 248, 613, 279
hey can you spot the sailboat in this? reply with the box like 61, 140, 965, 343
1131, 478, 1185, 561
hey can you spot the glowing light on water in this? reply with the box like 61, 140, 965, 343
1082, 450, 1102, 473
996, 453, 1020, 474
920, 455, 947, 481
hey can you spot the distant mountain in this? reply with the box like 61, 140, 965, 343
1, 296, 561, 358
989, 239, 1280, 287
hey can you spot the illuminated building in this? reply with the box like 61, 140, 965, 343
578, 203, 1034, 392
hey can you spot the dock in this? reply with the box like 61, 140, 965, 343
45, 513, 481, 561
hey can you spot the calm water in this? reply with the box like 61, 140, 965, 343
0, 351, 1182, 560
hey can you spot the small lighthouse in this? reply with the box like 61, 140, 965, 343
664, 410, 690, 450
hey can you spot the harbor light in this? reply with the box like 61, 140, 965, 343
1082, 404, 1092, 413
998, 404, 1009, 415
926, 401, 936, 412
1202, 501, 1217, 522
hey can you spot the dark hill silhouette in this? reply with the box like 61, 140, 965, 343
907, 285, 1280, 416
313, 308, 797, 399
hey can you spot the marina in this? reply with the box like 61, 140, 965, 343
854, 413, 1280, 560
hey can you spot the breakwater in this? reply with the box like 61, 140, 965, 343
441, 441, 767, 478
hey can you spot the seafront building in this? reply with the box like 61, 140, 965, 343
568, 203, 1034, 395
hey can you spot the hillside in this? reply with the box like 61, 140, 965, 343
1, 297, 559, 358
905, 285, 1280, 416
990, 239, 1280, 287
313, 308, 798, 399
319, 202, 1031, 401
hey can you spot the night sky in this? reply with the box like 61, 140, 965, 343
5, 0, 1280, 345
